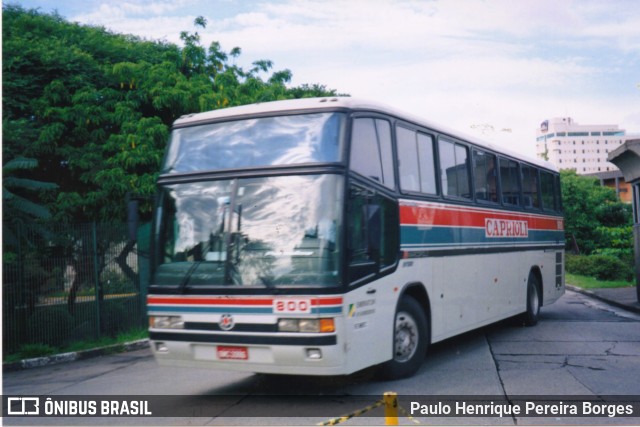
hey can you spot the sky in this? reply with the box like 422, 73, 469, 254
8, 0, 640, 157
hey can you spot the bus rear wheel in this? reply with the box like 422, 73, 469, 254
380, 295, 427, 379
522, 272, 541, 326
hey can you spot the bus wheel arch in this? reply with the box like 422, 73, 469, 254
379, 283, 430, 379
401, 283, 431, 347
522, 268, 542, 326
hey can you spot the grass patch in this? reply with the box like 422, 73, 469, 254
4, 328, 148, 364
4, 344, 60, 363
566, 273, 635, 290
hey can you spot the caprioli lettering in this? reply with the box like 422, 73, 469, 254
485, 218, 529, 238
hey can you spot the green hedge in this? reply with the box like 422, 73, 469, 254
566, 254, 633, 282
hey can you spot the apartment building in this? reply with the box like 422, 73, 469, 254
535, 117, 630, 175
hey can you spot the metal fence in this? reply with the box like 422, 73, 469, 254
3, 222, 149, 356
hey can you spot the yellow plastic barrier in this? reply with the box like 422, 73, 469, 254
384, 392, 399, 425
317, 391, 422, 426
317, 399, 384, 426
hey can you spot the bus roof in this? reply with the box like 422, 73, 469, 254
174, 97, 557, 171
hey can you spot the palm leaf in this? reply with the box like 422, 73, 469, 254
4, 194, 52, 219
3, 176, 59, 191
3, 157, 38, 172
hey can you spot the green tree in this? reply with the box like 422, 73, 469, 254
560, 169, 625, 254
3, 6, 340, 225
3, 156, 58, 246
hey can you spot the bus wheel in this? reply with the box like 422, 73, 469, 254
523, 272, 541, 326
380, 296, 427, 379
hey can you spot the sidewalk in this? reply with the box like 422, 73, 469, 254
2, 339, 150, 372
567, 284, 640, 315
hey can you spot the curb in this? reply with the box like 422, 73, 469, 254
566, 285, 640, 315
2, 339, 150, 373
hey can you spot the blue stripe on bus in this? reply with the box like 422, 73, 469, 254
148, 306, 343, 315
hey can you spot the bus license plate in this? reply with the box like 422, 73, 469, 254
217, 346, 248, 360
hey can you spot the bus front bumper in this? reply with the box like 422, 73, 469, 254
149, 334, 348, 376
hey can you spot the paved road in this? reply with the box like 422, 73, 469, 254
4, 290, 640, 425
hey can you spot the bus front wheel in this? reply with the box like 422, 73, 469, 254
522, 272, 541, 326
380, 295, 428, 379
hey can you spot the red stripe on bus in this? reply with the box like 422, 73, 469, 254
147, 296, 343, 306
399, 204, 563, 231
147, 297, 273, 306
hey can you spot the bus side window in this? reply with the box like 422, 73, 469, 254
417, 132, 437, 194
540, 170, 556, 211
350, 118, 395, 189
438, 138, 471, 199
347, 184, 399, 284
499, 158, 521, 206
473, 150, 498, 203
397, 126, 421, 193
522, 165, 540, 209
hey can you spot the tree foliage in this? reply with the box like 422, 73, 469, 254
3, 6, 340, 223
560, 169, 632, 255
3, 156, 58, 246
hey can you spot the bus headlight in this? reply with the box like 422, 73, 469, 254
149, 315, 184, 329
299, 319, 320, 332
277, 318, 299, 332
278, 318, 335, 333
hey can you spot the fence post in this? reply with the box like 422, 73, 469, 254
17, 223, 27, 351
137, 223, 151, 327
92, 222, 101, 338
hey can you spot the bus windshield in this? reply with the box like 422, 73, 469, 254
163, 113, 346, 174
153, 174, 343, 289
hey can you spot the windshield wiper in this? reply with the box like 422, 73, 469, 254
259, 276, 275, 288
224, 179, 240, 285
178, 261, 201, 293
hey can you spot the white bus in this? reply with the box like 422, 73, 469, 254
148, 97, 565, 379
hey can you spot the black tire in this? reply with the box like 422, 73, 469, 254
379, 296, 428, 379
522, 272, 541, 326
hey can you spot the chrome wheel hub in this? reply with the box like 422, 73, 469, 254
394, 312, 418, 362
